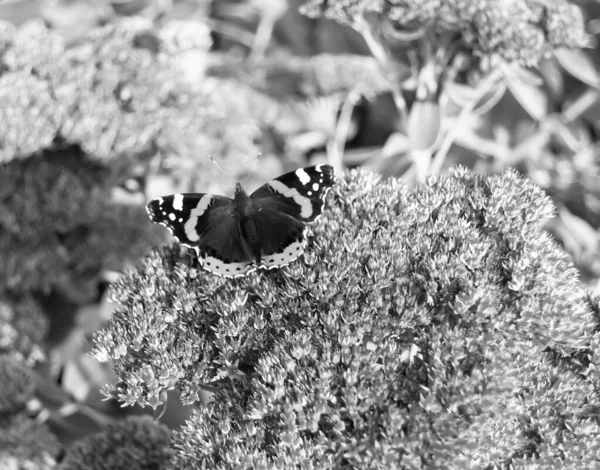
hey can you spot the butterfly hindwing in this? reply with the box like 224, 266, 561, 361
252, 210, 306, 269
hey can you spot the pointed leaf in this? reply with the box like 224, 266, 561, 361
408, 101, 441, 150
555, 48, 599, 89
505, 74, 548, 121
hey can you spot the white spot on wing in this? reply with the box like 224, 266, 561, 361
173, 194, 184, 211
195, 248, 256, 278
168, 213, 176, 221
260, 238, 305, 269
295, 168, 311, 184
184, 194, 213, 242
312, 183, 319, 191
315, 165, 322, 173
269, 180, 313, 219
157, 197, 164, 205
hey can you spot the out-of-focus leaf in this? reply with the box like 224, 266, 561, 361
62, 356, 112, 403
548, 205, 599, 258
509, 66, 544, 87
505, 72, 548, 120
382, 132, 411, 158
446, 70, 508, 114
567, 88, 600, 123
407, 101, 441, 150
445, 82, 480, 108
33, 369, 74, 411
365, 132, 413, 178
445, 82, 503, 112
48, 403, 108, 446
539, 60, 564, 103
342, 146, 381, 166
555, 48, 599, 89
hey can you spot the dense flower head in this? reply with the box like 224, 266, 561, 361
0, 414, 60, 469
58, 415, 171, 470
0, 17, 261, 165
0, 147, 162, 299
0, 299, 47, 365
302, 0, 589, 65
0, 355, 35, 415
94, 167, 600, 466
0, 361, 55, 470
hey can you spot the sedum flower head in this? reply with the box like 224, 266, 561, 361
0, 414, 60, 469
0, 357, 59, 470
0, 355, 35, 415
302, 0, 589, 65
0, 17, 260, 165
94, 167, 600, 466
0, 299, 47, 365
59, 415, 171, 470
0, 148, 163, 300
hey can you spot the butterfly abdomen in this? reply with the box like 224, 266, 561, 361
241, 218, 262, 264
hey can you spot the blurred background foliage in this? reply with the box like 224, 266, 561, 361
0, 0, 600, 468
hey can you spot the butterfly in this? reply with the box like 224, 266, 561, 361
146, 164, 335, 278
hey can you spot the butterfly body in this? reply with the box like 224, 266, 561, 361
147, 164, 335, 277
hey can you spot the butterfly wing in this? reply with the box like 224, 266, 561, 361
250, 164, 335, 223
249, 164, 335, 268
146, 193, 257, 277
252, 210, 306, 269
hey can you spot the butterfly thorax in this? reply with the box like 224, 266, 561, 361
234, 182, 261, 263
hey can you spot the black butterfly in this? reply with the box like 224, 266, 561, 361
146, 164, 335, 277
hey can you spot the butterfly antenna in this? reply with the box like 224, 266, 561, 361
208, 155, 230, 177
240, 153, 261, 182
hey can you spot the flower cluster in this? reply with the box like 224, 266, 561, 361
0, 299, 46, 365
59, 415, 171, 470
0, 355, 35, 415
0, 147, 163, 303
302, 0, 589, 65
0, 356, 60, 469
94, 167, 600, 467
0, 17, 261, 166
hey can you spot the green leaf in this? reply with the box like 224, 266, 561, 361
555, 48, 599, 89
408, 101, 441, 150
505, 73, 548, 120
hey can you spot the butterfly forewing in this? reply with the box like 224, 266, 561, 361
147, 193, 231, 246
250, 164, 335, 223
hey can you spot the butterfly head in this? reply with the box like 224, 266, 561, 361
233, 182, 253, 216
234, 182, 246, 197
